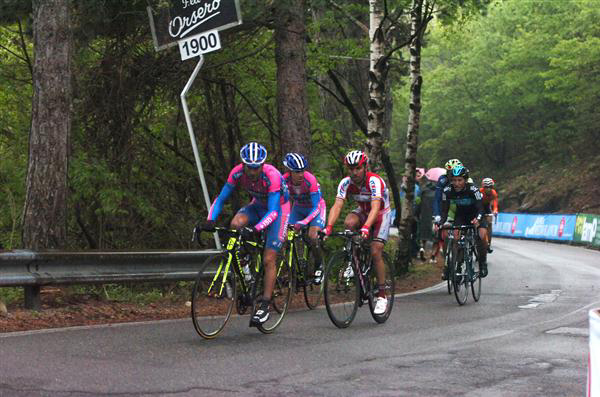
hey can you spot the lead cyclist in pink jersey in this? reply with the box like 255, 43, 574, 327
282, 152, 327, 283
202, 142, 290, 326
324, 150, 393, 316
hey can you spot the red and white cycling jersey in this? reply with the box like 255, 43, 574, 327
336, 172, 391, 213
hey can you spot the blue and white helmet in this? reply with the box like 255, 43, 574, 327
240, 142, 267, 168
282, 152, 308, 172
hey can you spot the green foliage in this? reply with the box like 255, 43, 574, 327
0, 287, 21, 305
3, 0, 597, 251
411, 0, 600, 183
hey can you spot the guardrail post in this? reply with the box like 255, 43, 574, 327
24, 286, 41, 310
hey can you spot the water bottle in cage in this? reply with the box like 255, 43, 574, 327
240, 253, 253, 282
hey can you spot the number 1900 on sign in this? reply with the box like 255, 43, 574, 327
179, 30, 221, 61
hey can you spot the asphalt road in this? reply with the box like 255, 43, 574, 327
1, 238, 599, 396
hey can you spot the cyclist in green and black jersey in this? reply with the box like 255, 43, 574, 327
435, 165, 489, 278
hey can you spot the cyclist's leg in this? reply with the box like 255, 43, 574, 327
288, 205, 303, 229
261, 203, 289, 300
370, 209, 392, 315
307, 199, 326, 272
231, 203, 260, 229
250, 203, 288, 325
344, 208, 363, 231
477, 220, 489, 277
453, 213, 469, 265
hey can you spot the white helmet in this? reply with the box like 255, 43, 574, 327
344, 150, 368, 167
482, 178, 495, 187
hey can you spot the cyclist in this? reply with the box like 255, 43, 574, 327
202, 142, 290, 326
480, 178, 498, 253
432, 159, 462, 276
282, 152, 327, 284
435, 165, 489, 278
324, 150, 392, 315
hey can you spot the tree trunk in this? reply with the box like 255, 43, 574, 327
274, 0, 311, 158
365, 0, 386, 171
22, 0, 72, 251
395, 0, 424, 273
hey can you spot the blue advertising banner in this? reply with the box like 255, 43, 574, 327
493, 213, 576, 241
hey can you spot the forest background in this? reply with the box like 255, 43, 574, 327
1, 0, 599, 254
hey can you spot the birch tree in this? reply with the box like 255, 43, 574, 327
395, 0, 433, 272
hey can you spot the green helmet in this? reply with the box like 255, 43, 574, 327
444, 158, 462, 171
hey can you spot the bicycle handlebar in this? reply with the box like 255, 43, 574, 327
440, 224, 476, 231
317, 229, 361, 239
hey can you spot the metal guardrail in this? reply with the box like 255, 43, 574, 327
0, 249, 222, 309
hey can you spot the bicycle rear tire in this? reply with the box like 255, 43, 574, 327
368, 252, 395, 323
191, 254, 236, 339
323, 251, 359, 328
301, 243, 322, 309
255, 252, 294, 334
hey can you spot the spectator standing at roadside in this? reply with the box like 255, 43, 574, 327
418, 176, 436, 261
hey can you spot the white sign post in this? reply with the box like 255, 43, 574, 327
148, 1, 242, 249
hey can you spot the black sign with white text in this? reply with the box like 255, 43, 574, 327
148, 0, 242, 51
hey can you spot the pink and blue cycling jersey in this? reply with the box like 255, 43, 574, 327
283, 171, 326, 228
208, 163, 289, 232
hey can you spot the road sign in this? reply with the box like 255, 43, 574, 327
178, 30, 221, 60
148, 0, 242, 51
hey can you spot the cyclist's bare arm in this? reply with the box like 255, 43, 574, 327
363, 199, 381, 229
326, 198, 345, 228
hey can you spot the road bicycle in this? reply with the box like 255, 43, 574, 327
443, 224, 481, 305
321, 230, 395, 328
190, 226, 293, 338
285, 226, 323, 309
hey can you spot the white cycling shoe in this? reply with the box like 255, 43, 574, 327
373, 297, 388, 315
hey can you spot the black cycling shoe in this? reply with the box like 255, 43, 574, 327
480, 262, 488, 278
250, 300, 270, 326
487, 247, 494, 253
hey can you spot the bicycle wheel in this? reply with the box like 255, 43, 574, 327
323, 251, 360, 328
301, 242, 322, 309
368, 252, 395, 323
452, 249, 469, 305
191, 254, 236, 339
470, 247, 482, 302
256, 252, 294, 334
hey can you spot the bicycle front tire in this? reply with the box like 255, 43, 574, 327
191, 253, 236, 339
323, 251, 360, 328
452, 249, 469, 306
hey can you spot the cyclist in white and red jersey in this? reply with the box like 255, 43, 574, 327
282, 152, 327, 283
202, 142, 290, 326
324, 150, 393, 315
